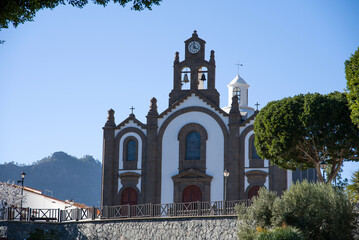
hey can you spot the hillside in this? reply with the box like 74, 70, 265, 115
0, 152, 102, 206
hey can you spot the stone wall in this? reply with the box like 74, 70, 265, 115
0, 216, 238, 240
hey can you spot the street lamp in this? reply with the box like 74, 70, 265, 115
17, 172, 26, 220
320, 160, 327, 182
223, 169, 230, 202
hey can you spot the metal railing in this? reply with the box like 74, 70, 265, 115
0, 199, 251, 223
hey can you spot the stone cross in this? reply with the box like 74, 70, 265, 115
255, 102, 260, 111
130, 106, 135, 114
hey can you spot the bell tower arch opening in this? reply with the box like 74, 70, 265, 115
198, 66, 208, 90
181, 67, 191, 90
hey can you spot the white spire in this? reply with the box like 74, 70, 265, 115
222, 74, 254, 119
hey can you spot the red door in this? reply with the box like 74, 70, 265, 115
182, 185, 202, 202
121, 187, 138, 205
248, 186, 261, 199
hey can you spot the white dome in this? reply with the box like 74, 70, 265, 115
229, 74, 248, 86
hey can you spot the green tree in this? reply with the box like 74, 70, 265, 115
0, 0, 161, 29
346, 170, 359, 203
346, 47, 359, 127
254, 92, 359, 182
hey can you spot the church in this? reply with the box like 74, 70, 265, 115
101, 31, 316, 207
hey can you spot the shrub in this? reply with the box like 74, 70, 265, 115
237, 187, 278, 239
272, 180, 355, 240
257, 226, 304, 240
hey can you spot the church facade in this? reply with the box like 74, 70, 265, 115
101, 31, 316, 207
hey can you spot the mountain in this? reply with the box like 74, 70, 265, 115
0, 152, 102, 207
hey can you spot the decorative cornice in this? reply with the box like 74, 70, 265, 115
171, 168, 213, 182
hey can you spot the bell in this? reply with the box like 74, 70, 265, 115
182, 74, 189, 83
200, 73, 206, 81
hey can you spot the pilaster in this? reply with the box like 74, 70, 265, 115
227, 96, 242, 201
101, 109, 116, 207
145, 98, 160, 203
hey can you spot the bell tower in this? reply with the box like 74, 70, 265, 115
169, 31, 220, 106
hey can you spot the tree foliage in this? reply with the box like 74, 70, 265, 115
346, 47, 359, 127
346, 170, 359, 203
0, 0, 162, 29
254, 92, 359, 182
0, 181, 25, 208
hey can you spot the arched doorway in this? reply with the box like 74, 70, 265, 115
121, 187, 138, 205
248, 185, 261, 199
182, 185, 202, 203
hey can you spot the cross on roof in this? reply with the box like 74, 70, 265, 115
255, 102, 260, 111
235, 61, 243, 75
130, 106, 135, 114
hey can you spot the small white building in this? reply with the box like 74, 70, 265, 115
0, 182, 85, 210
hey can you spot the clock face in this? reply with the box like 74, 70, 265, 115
188, 41, 201, 54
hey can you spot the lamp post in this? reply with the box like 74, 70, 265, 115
17, 172, 26, 220
320, 160, 327, 183
223, 169, 230, 202
223, 169, 230, 214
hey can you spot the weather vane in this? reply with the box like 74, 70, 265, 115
235, 61, 243, 75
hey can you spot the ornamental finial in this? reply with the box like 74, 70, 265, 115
105, 108, 116, 127
229, 96, 240, 114
148, 97, 158, 117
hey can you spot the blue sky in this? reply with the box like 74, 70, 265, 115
0, 0, 358, 181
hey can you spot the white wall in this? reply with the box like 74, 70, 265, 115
161, 111, 225, 204
23, 189, 70, 210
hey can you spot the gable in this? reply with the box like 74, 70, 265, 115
158, 92, 229, 129
115, 116, 146, 136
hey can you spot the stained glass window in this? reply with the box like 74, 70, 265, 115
185, 131, 201, 160
126, 140, 136, 161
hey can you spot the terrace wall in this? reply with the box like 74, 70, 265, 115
0, 216, 238, 240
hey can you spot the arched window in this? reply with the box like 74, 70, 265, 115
252, 138, 261, 159
185, 131, 201, 160
233, 87, 241, 103
126, 140, 136, 161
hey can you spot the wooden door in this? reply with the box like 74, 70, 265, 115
121, 187, 137, 205
182, 185, 202, 202
248, 186, 261, 199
